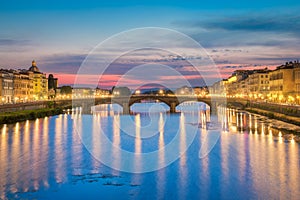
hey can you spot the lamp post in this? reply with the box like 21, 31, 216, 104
159, 89, 164, 95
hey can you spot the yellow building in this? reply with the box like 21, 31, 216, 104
0, 70, 14, 103
294, 67, 300, 103
193, 87, 209, 97
26, 70, 34, 101
95, 87, 110, 96
28, 60, 48, 100
247, 71, 269, 99
210, 61, 300, 103
235, 79, 248, 98
226, 70, 249, 97
269, 63, 295, 102
13, 71, 32, 103
211, 79, 228, 96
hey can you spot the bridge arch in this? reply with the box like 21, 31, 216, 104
127, 95, 214, 113
128, 96, 174, 107
128, 95, 175, 113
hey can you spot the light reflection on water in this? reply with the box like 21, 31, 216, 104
0, 103, 299, 199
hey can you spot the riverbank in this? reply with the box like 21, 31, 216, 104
245, 107, 300, 128
0, 108, 64, 125
244, 107, 300, 143
227, 104, 300, 142
227, 102, 300, 128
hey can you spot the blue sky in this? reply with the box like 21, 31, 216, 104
1, 0, 300, 87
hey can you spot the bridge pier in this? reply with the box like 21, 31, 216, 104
81, 102, 92, 114
170, 102, 177, 113
122, 103, 130, 115
210, 102, 218, 115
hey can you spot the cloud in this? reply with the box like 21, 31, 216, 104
173, 11, 300, 50
211, 49, 243, 53
40, 53, 87, 74
0, 39, 34, 53
254, 57, 300, 61
206, 16, 299, 33
176, 13, 300, 35
0, 39, 31, 46
219, 65, 244, 69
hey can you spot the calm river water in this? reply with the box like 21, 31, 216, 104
0, 103, 299, 199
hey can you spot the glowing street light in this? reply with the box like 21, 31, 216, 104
113, 91, 120, 96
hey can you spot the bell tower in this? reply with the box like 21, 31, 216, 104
32, 60, 37, 67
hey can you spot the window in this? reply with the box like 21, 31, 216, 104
296, 71, 300, 80
297, 84, 300, 92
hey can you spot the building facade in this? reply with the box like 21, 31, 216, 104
0, 60, 58, 103
247, 70, 269, 99
211, 79, 228, 96
0, 70, 14, 103
269, 64, 295, 102
210, 61, 300, 103
28, 60, 48, 100
13, 70, 32, 103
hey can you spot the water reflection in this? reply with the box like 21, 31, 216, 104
179, 113, 187, 199
156, 112, 165, 199
92, 104, 122, 116
113, 114, 121, 175
131, 114, 142, 187
0, 105, 299, 199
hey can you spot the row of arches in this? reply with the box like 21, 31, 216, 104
92, 101, 211, 114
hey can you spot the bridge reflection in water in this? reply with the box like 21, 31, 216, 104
0, 104, 299, 199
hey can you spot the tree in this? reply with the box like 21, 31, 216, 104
60, 86, 72, 94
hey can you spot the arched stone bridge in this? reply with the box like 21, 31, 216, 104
69, 95, 240, 114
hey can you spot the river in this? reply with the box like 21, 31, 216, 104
0, 103, 299, 199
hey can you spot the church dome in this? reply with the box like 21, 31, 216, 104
29, 60, 40, 72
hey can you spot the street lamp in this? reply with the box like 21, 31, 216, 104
279, 95, 284, 103
288, 95, 295, 104
113, 91, 120, 96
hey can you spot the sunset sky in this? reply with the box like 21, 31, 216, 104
1, 0, 300, 88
